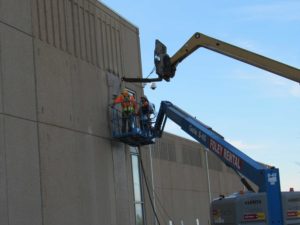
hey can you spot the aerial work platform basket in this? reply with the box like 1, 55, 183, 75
111, 108, 155, 147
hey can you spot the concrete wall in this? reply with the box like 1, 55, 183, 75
0, 0, 142, 225
0, 1, 244, 225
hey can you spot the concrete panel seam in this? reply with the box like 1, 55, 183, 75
116, 28, 123, 75
56, 0, 63, 49
0, 33, 4, 113
33, 121, 45, 225
2, 116, 11, 225
30, 1, 45, 222
35, 0, 41, 39
71, 0, 78, 57
43, 0, 50, 44
50, 0, 56, 48
110, 142, 119, 225
0, 113, 37, 125
38, 119, 113, 140
0, 20, 33, 38
89, 13, 96, 65
62, 0, 69, 52
82, 7, 89, 62
136, 30, 143, 77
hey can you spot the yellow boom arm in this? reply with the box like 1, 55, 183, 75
154, 32, 300, 83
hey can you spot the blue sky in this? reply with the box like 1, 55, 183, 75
102, 1, 300, 191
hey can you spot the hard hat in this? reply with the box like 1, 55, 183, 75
122, 89, 129, 96
141, 95, 148, 100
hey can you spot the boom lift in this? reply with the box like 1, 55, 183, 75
114, 32, 300, 225
152, 101, 299, 225
112, 101, 299, 225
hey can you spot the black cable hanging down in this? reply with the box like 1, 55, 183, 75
152, 188, 172, 220
138, 147, 162, 225
138, 147, 177, 225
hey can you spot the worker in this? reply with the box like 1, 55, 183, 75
139, 96, 155, 132
113, 89, 137, 133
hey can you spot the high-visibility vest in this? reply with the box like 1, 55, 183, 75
114, 95, 136, 113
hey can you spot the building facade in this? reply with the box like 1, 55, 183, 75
0, 0, 243, 225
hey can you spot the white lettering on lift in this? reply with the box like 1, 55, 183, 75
268, 173, 277, 185
188, 125, 207, 143
189, 125, 198, 137
188, 127, 243, 170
